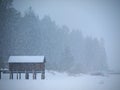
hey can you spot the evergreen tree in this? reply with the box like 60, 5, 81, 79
0, 0, 20, 68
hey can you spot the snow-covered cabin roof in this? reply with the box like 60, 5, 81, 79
8, 56, 45, 63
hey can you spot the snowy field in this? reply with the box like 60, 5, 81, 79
0, 71, 120, 90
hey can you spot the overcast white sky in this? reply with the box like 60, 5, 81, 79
13, 0, 120, 71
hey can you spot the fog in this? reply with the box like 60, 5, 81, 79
0, 0, 120, 72
0, 0, 120, 90
12, 0, 120, 71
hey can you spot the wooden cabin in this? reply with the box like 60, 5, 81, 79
8, 56, 46, 79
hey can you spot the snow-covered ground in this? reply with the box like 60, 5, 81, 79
0, 71, 120, 90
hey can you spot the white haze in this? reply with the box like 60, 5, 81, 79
13, 0, 120, 71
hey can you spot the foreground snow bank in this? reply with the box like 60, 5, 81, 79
0, 71, 120, 90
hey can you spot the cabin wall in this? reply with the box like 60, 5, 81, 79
9, 63, 45, 72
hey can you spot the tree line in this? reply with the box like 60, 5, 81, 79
0, 0, 108, 74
